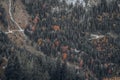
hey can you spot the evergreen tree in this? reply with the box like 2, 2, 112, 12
52, 58, 61, 80
5, 56, 23, 80
61, 61, 67, 80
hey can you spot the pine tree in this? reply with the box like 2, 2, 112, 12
52, 58, 61, 80
61, 61, 67, 80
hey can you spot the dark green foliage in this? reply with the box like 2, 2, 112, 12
0, 5, 8, 27
5, 56, 23, 80
0, 31, 51, 80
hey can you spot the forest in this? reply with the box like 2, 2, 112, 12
0, 0, 120, 80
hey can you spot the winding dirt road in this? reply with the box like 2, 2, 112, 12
8, 0, 26, 37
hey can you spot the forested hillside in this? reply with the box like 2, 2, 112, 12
0, 0, 120, 80
22, 0, 120, 79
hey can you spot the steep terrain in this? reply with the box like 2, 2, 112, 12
12, 0, 30, 29
22, 0, 120, 80
0, 0, 120, 80
0, 1, 84, 80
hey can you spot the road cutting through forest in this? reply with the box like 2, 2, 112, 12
4, 0, 24, 34
8, 0, 45, 56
